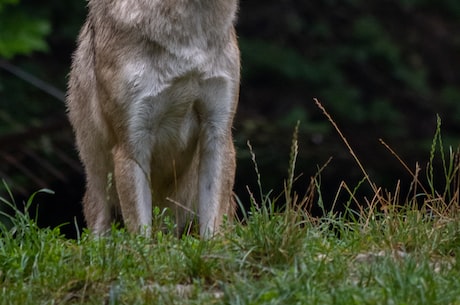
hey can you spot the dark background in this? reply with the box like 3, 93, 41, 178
1, 0, 459, 237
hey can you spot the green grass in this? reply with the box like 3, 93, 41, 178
1, 194, 460, 305
1, 105, 460, 304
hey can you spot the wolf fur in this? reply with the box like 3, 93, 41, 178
67, 0, 240, 237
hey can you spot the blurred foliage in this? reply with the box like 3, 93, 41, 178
0, 0, 50, 58
237, 0, 460, 158
239, 0, 460, 126
0, 0, 19, 10
0, 0, 85, 135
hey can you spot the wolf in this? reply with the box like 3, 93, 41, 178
67, 0, 240, 237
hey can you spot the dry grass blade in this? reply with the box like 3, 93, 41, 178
314, 98, 378, 195
379, 138, 429, 196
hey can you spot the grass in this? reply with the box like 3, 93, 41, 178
1, 101, 460, 304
